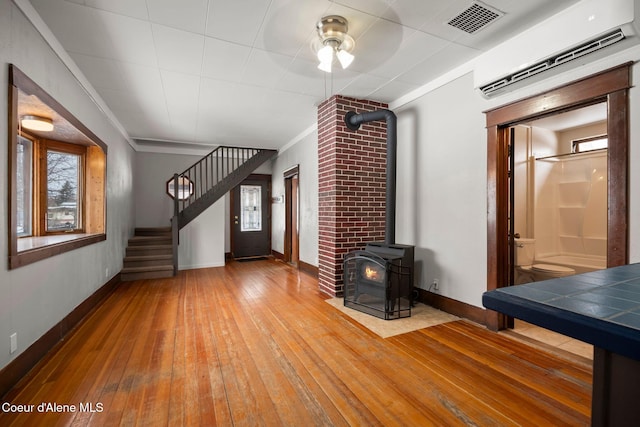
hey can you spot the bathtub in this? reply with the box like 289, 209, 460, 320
535, 255, 607, 275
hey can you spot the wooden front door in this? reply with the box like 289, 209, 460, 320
231, 175, 271, 259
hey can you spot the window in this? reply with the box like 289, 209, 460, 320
16, 135, 33, 237
166, 175, 194, 200
572, 135, 608, 153
240, 184, 262, 232
9, 65, 107, 269
41, 141, 86, 233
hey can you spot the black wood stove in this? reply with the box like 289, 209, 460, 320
342, 109, 415, 320
344, 242, 414, 319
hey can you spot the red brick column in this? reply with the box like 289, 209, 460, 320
317, 95, 388, 296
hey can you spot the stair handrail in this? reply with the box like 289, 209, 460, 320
170, 146, 276, 272
173, 146, 267, 213
172, 173, 179, 275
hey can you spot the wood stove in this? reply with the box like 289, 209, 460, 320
342, 109, 415, 320
344, 243, 414, 319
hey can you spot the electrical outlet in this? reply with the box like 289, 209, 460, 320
105, 267, 109, 278
10, 333, 17, 354
432, 278, 439, 290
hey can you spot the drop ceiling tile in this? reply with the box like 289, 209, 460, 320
160, 70, 201, 138
240, 48, 292, 88
331, 0, 395, 18
195, 82, 316, 146
97, 88, 156, 114
396, 42, 480, 86
69, 53, 127, 91
254, 0, 330, 56
382, 0, 466, 30
205, 0, 271, 46
367, 78, 419, 102
146, 0, 208, 34
152, 24, 205, 75
322, 1, 382, 38
197, 78, 244, 117
351, 18, 416, 76
274, 57, 329, 97
116, 109, 173, 140
84, 0, 149, 20
201, 38, 251, 82
30, 0, 113, 58
100, 63, 167, 119
367, 30, 449, 80
98, 11, 157, 65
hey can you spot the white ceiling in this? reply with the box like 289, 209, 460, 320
28, 0, 581, 152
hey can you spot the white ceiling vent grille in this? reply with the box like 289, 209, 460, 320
447, 2, 504, 34
480, 29, 626, 97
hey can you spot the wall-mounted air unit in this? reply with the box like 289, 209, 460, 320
475, 0, 639, 97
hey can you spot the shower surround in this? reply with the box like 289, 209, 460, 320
534, 150, 607, 262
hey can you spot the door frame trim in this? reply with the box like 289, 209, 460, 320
284, 165, 300, 265
484, 63, 631, 330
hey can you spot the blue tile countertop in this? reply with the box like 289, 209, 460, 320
482, 263, 640, 361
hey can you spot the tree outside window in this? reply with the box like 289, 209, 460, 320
46, 149, 81, 231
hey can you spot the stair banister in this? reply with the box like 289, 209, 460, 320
172, 173, 179, 275
168, 146, 277, 275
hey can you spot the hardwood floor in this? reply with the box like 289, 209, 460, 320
0, 259, 592, 426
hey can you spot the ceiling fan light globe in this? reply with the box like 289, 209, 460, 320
317, 44, 334, 63
336, 49, 354, 69
318, 60, 332, 73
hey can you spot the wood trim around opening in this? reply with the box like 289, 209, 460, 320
484, 63, 631, 331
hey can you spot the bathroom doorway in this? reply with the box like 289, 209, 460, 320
485, 63, 631, 332
510, 103, 608, 286
507, 105, 608, 358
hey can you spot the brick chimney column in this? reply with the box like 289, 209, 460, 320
317, 95, 389, 296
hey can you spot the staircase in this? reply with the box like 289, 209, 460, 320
172, 146, 277, 230
121, 146, 277, 281
121, 228, 174, 281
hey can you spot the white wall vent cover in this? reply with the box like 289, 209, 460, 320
479, 29, 626, 96
447, 2, 504, 34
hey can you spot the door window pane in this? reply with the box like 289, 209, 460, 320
16, 136, 33, 237
46, 149, 81, 231
241, 185, 262, 232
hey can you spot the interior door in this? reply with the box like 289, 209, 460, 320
231, 175, 271, 259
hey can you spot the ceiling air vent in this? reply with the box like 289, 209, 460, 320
447, 2, 504, 34
480, 29, 626, 97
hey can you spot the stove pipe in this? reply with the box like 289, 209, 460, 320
344, 109, 397, 245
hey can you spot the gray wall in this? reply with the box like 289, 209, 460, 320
394, 73, 488, 307
0, 0, 135, 370
391, 47, 640, 308
271, 130, 319, 266
134, 151, 226, 268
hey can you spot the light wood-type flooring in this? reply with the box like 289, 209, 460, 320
0, 258, 592, 426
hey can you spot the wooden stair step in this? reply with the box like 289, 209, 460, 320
123, 254, 173, 268
126, 245, 172, 257
134, 227, 172, 237
128, 235, 172, 246
120, 265, 174, 281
